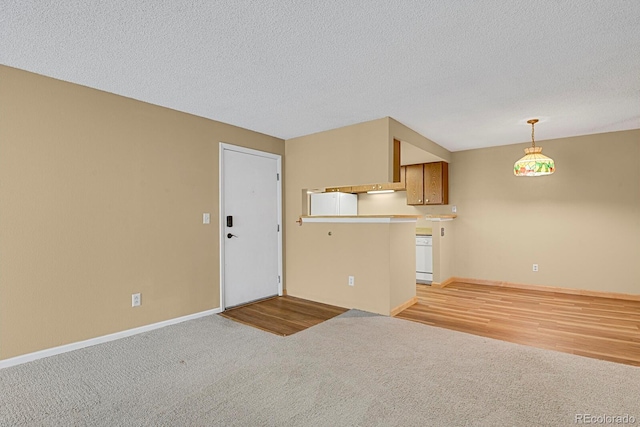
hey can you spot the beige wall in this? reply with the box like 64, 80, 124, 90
0, 66, 284, 360
284, 118, 436, 309
389, 117, 451, 164
451, 129, 639, 294
432, 221, 455, 284
287, 222, 415, 315
284, 119, 389, 303
285, 118, 391, 191
358, 129, 640, 295
284, 118, 452, 307
388, 222, 418, 309
358, 192, 456, 284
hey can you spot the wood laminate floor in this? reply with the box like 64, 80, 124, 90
219, 295, 348, 336
396, 282, 640, 366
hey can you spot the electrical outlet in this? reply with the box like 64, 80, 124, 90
452, 205, 457, 213
532, 264, 539, 272
348, 276, 355, 286
132, 293, 141, 307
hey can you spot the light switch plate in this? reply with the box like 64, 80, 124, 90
203, 213, 210, 224
452, 205, 457, 213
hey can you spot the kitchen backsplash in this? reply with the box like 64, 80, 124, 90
357, 191, 453, 228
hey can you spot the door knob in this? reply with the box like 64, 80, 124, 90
227, 233, 238, 238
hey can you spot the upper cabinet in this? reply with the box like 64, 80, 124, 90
424, 161, 448, 204
406, 161, 449, 205
405, 164, 424, 204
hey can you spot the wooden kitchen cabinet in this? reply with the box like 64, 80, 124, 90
405, 164, 424, 204
423, 161, 448, 205
405, 162, 448, 205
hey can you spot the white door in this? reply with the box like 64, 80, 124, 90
220, 143, 282, 309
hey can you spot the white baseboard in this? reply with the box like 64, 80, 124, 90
0, 307, 221, 370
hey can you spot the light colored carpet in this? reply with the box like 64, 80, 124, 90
1, 312, 638, 426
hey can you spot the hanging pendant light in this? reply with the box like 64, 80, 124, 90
514, 119, 555, 176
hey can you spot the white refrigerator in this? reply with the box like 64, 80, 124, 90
310, 192, 358, 216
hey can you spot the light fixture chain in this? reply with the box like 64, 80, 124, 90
531, 121, 535, 148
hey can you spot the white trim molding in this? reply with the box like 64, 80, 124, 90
0, 308, 220, 370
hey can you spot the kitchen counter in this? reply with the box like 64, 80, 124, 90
425, 214, 458, 221
416, 227, 432, 236
301, 215, 419, 224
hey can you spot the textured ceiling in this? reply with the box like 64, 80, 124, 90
1, 1, 639, 151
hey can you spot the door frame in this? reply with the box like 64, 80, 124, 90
218, 142, 283, 311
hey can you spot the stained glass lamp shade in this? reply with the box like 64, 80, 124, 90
514, 119, 555, 177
